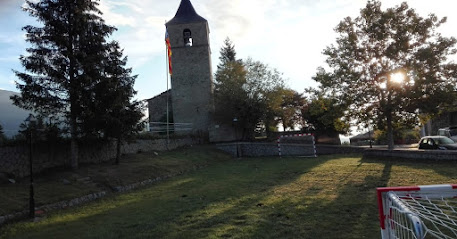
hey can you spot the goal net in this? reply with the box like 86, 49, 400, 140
277, 133, 316, 157
377, 184, 457, 239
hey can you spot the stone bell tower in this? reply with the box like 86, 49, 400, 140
166, 0, 214, 137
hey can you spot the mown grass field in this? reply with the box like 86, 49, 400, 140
1, 149, 457, 239
0, 146, 230, 217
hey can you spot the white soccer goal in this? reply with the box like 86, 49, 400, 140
377, 184, 457, 239
277, 133, 316, 157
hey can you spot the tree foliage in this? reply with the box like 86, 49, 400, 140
314, 0, 457, 149
215, 38, 302, 139
80, 41, 144, 164
273, 88, 305, 131
11, 0, 140, 167
302, 91, 350, 135
218, 37, 237, 65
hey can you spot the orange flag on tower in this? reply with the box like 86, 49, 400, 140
165, 30, 172, 76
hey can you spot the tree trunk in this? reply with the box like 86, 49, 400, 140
68, 6, 78, 170
70, 92, 78, 169
70, 135, 78, 169
115, 136, 121, 165
387, 110, 394, 151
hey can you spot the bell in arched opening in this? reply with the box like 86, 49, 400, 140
183, 29, 192, 47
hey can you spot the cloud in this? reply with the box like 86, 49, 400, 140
98, 0, 137, 27
93, 0, 457, 95
98, 0, 177, 69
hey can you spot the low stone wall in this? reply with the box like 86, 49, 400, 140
0, 138, 197, 179
216, 142, 316, 157
216, 143, 369, 158
216, 142, 279, 157
316, 145, 366, 155
0, 191, 107, 226
364, 148, 457, 160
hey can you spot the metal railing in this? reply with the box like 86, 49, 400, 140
149, 122, 193, 133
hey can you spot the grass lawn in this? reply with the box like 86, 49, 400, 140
1, 150, 457, 238
0, 145, 231, 217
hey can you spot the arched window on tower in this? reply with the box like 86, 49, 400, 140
183, 29, 192, 47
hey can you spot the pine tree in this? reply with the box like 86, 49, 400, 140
12, 0, 116, 169
82, 41, 144, 164
214, 38, 287, 139
218, 37, 237, 66
214, 38, 247, 128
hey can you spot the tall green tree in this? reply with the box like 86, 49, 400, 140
11, 0, 116, 168
215, 38, 294, 139
244, 58, 288, 137
214, 38, 249, 138
218, 37, 237, 65
276, 89, 305, 131
302, 91, 350, 135
82, 41, 144, 164
314, 0, 457, 149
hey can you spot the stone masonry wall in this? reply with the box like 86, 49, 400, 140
0, 138, 196, 178
216, 143, 457, 161
364, 148, 457, 160
168, 21, 213, 136
315, 145, 366, 155
147, 90, 172, 124
216, 142, 317, 157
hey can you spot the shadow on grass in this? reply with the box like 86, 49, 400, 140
9, 153, 456, 238
1, 156, 333, 239
0, 146, 229, 218
242, 159, 392, 238
361, 156, 457, 183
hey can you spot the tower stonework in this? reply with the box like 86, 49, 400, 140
166, 0, 213, 137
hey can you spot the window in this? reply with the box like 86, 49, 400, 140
183, 29, 192, 47
422, 139, 428, 145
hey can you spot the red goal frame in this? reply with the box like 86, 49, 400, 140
377, 184, 457, 239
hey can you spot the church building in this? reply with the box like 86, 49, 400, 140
148, 0, 217, 140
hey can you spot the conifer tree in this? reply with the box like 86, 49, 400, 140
214, 38, 287, 139
218, 37, 237, 66
12, 0, 116, 169
82, 41, 144, 164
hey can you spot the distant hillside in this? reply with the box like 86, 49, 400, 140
0, 90, 31, 138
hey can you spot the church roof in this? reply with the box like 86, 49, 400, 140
166, 0, 207, 25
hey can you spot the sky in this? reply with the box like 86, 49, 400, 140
1, 0, 457, 102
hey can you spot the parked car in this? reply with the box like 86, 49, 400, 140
418, 136, 457, 150
438, 127, 457, 142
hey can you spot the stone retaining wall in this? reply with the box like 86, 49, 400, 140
216, 142, 317, 157
216, 143, 368, 158
0, 192, 107, 226
316, 145, 366, 155
0, 138, 197, 178
364, 149, 457, 160
216, 143, 457, 160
